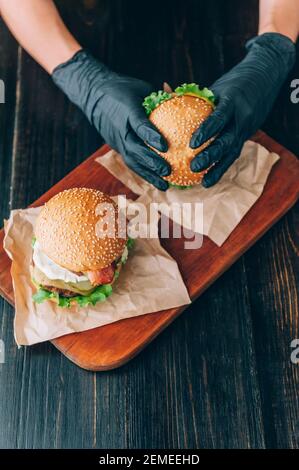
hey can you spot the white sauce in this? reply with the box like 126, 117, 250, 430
33, 241, 89, 283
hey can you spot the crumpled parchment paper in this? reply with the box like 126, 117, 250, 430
97, 141, 279, 246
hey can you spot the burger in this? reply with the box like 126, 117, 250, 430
143, 83, 215, 188
31, 187, 133, 308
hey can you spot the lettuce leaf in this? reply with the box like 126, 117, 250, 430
31, 236, 36, 248
32, 288, 58, 304
169, 182, 194, 190
143, 83, 215, 116
58, 296, 71, 308
33, 283, 113, 308
143, 91, 172, 116
126, 237, 135, 250
174, 83, 215, 105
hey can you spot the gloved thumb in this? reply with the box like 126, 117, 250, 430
129, 109, 168, 153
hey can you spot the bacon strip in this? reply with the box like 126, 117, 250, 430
87, 264, 115, 286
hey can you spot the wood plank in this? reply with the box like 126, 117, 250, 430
0, 17, 20, 450
237, 132, 299, 448
0, 18, 18, 219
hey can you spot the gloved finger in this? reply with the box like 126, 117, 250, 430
126, 132, 171, 176
190, 97, 234, 149
124, 153, 169, 191
129, 109, 168, 152
202, 144, 242, 188
190, 130, 236, 172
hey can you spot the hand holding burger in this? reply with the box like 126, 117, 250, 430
143, 83, 215, 188
190, 33, 296, 187
52, 52, 171, 191
144, 34, 295, 189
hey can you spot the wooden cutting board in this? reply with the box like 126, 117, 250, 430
0, 131, 298, 370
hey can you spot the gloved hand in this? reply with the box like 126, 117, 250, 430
52, 50, 170, 190
190, 33, 296, 187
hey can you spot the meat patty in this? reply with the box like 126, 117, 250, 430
44, 285, 77, 298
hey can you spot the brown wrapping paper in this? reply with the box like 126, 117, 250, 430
97, 141, 280, 246
3, 206, 191, 346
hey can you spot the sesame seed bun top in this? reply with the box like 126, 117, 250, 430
35, 188, 127, 272
149, 95, 214, 186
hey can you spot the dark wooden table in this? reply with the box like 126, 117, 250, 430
0, 0, 298, 449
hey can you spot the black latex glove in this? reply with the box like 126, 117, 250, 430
52, 50, 170, 190
190, 33, 296, 187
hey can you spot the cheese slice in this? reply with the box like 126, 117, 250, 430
33, 241, 89, 283
31, 265, 95, 295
